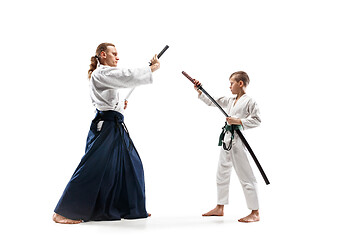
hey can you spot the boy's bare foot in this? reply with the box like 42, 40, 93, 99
202, 205, 224, 216
53, 213, 82, 224
238, 210, 260, 223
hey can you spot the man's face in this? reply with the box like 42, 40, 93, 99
102, 46, 119, 67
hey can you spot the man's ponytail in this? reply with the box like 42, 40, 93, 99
88, 56, 98, 79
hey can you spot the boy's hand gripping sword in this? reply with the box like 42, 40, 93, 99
125, 45, 169, 100
182, 71, 270, 185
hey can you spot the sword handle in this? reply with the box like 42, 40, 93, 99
181, 71, 196, 84
149, 45, 169, 66
182, 71, 228, 117
157, 45, 169, 58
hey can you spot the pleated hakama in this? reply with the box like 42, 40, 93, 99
54, 110, 148, 221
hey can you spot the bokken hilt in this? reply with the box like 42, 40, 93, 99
149, 45, 169, 66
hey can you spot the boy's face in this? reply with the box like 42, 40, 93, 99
229, 76, 243, 94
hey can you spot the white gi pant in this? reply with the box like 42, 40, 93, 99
217, 131, 259, 210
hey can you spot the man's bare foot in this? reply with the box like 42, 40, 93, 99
238, 210, 260, 223
202, 205, 224, 216
53, 213, 82, 224
148, 213, 151, 217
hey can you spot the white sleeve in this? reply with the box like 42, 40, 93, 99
96, 66, 153, 89
198, 92, 230, 109
241, 99, 261, 130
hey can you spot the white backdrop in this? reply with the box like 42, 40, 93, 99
1, 0, 359, 239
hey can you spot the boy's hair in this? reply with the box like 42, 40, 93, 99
229, 71, 250, 87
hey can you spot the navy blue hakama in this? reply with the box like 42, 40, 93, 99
54, 110, 148, 221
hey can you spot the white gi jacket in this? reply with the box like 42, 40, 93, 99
89, 64, 153, 114
198, 93, 261, 130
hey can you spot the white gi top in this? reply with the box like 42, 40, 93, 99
89, 65, 153, 114
199, 93, 261, 130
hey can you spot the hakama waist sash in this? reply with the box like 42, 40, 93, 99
94, 109, 124, 122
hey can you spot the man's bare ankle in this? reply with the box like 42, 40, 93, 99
251, 210, 259, 216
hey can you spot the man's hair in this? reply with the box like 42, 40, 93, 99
229, 71, 250, 87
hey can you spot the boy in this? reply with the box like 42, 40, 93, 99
193, 71, 261, 222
